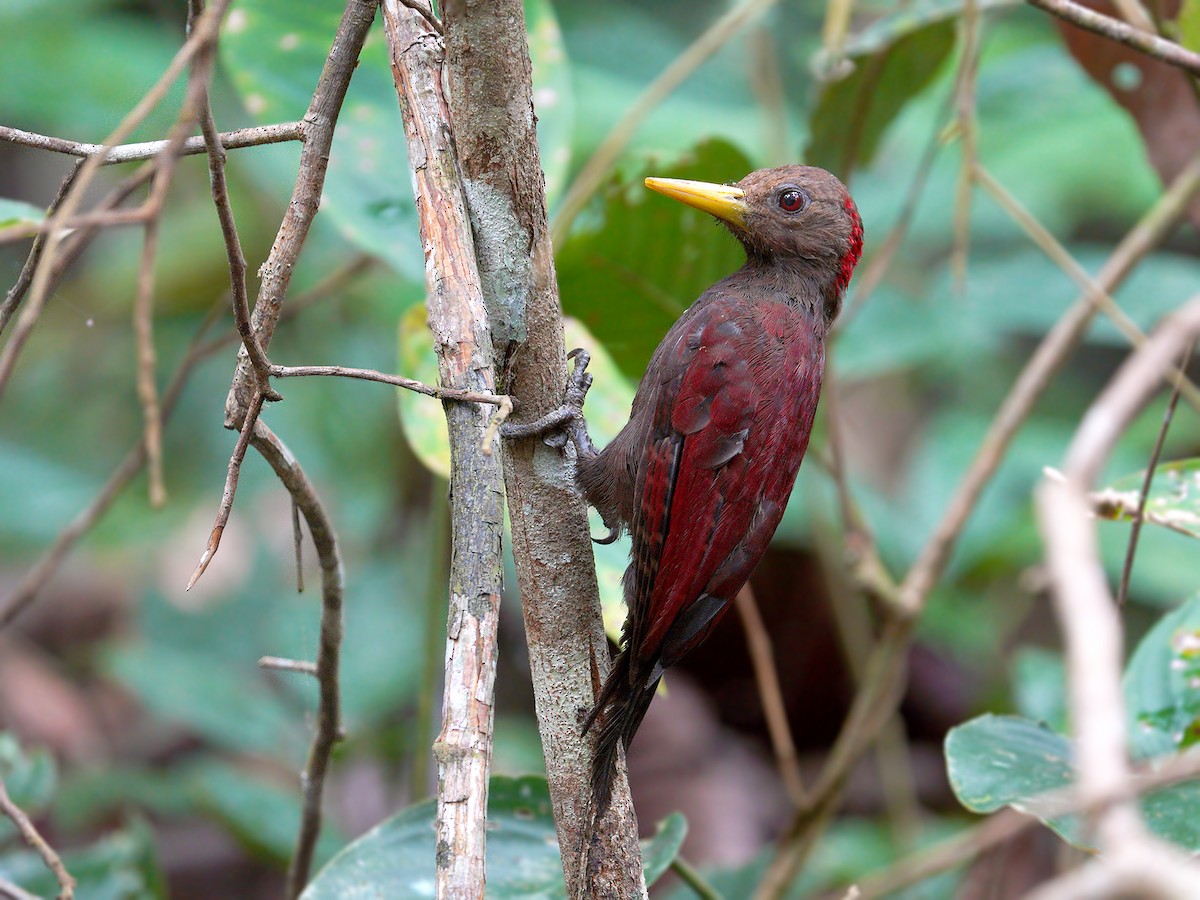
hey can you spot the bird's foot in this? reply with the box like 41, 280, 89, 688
501, 348, 597, 456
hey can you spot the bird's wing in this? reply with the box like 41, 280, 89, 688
622, 297, 822, 685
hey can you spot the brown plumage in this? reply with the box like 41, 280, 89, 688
572, 166, 864, 814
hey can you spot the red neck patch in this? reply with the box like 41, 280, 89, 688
835, 193, 864, 296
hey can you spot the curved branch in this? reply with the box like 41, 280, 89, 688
1027, 0, 1200, 76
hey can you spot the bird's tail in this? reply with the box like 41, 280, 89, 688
584, 650, 660, 816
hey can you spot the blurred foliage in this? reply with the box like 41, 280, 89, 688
1, 0, 1199, 895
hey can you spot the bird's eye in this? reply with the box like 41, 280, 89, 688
777, 188, 808, 213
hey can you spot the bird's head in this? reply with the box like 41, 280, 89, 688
645, 166, 864, 325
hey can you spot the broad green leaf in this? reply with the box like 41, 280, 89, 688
557, 139, 754, 381
104, 642, 303, 760
1094, 459, 1200, 541
0, 198, 45, 230
0, 817, 165, 900
301, 776, 686, 898
221, 0, 572, 277
186, 761, 346, 867
947, 711, 1200, 851
945, 714, 1083, 846
1124, 594, 1200, 760
806, 8, 956, 177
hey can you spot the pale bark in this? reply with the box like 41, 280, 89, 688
383, 3, 506, 896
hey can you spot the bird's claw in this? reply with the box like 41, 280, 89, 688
500, 348, 596, 453
593, 525, 621, 545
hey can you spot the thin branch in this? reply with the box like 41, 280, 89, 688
1026, 0, 1200, 76
950, 0, 982, 292
187, 389, 265, 591
550, 0, 780, 244
0, 877, 42, 900
0, 162, 155, 339
270, 363, 511, 406
251, 421, 345, 900
193, 26, 273, 385
0, 777, 75, 900
0, 121, 304, 164
0, 160, 83, 336
292, 500, 305, 593
670, 856, 723, 900
1115, 337, 1195, 606
223, 0, 378, 426
259, 656, 319, 676
734, 585, 805, 807
134, 216, 168, 507
973, 163, 1200, 412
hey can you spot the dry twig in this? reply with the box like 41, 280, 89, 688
0, 121, 303, 164
251, 422, 346, 899
1027, 0, 1200, 75
0, 777, 75, 900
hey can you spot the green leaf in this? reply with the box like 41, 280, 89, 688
0, 198, 45, 230
1124, 593, 1200, 760
945, 714, 1083, 846
103, 642, 303, 759
0, 817, 165, 900
186, 761, 346, 867
806, 7, 957, 177
947, 710, 1200, 851
557, 139, 754, 381
221, 0, 572, 276
300, 775, 685, 898
1094, 459, 1200, 541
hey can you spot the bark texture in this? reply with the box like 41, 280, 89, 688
442, 2, 647, 897
384, 4, 506, 896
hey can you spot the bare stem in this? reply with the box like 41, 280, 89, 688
1115, 337, 1195, 606
250, 421, 345, 899
734, 585, 806, 807
0, 121, 304, 165
0, 777, 75, 900
1026, 0, 1200, 75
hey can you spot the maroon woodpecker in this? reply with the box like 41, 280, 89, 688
507, 166, 863, 813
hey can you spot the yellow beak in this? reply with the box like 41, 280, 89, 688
644, 177, 747, 230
